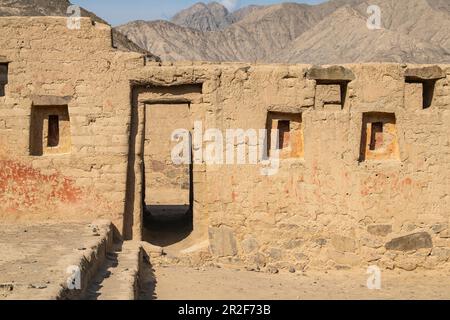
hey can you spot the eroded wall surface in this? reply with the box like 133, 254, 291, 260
0, 17, 144, 232
1, 17, 450, 271
134, 62, 450, 271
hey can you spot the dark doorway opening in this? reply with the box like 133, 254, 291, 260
143, 160, 194, 247
142, 102, 194, 248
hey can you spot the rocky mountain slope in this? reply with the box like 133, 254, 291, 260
275, 6, 450, 64
0, 0, 160, 61
171, 1, 234, 31
117, 0, 450, 64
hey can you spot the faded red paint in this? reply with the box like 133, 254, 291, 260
0, 160, 83, 211
360, 174, 417, 197
402, 177, 412, 186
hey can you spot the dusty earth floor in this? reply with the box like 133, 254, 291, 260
2, 223, 450, 300
141, 262, 450, 300
0, 222, 103, 300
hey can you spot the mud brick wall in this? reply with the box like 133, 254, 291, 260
134, 62, 450, 271
0, 17, 144, 231
1, 17, 450, 271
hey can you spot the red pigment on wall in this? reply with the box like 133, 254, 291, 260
0, 160, 82, 210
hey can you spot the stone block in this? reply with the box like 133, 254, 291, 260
360, 235, 384, 249
367, 224, 393, 237
331, 235, 357, 253
283, 238, 303, 249
249, 252, 267, 268
209, 226, 237, 257
385, 232, 432, 251
395, 259, 418, 271
307, 65, 355, 81
431, 247, 450, 262
405, 65, 445, 81
268, 247, 283, 260
327, 249, 360, 266
241, 236, 259, 254
31, 95, 72, 106
431, 223, 448, 234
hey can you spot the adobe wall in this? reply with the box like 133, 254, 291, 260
134, 62, 450, 271
0, 17, 144, 232
1, 17, 450, 271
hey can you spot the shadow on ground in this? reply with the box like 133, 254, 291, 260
143, 205, 193, 247
138, 251, 157, 300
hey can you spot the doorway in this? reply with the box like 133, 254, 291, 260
142, 103, 193, 247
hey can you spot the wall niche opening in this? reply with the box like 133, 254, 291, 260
277, 120, 291, 150
359, 112, 400, 162
0, 63, 8, 97
404, 66, 445, 110
30, 105, 71, 156
47, 115, 60, 147
405, 79, 436, 109
315, 80, 348, 111
369, 122, 383, 151
422, 80, 436, 109
267, 112, 303, 159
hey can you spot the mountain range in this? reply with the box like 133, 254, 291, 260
1, 0, 449, 64
117, 0, 450, 64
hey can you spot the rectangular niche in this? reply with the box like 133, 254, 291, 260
405, 79, 436, 109
314, 81, 348, 111
0, 63, 8, 97
30, 105, 71, 156
267, 112, 303, 159
359, 112, 399, 162
404, 66, 445, 110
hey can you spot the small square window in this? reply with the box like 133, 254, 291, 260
405, 79, 436, 109
30, 106, 71, 156
360, 113, 399, 161
315, 81, 347, 110
267, 112, 303, 159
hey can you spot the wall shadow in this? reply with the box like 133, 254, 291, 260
138, 251, 158, 300
143, 205, 193, 247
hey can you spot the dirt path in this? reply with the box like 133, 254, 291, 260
144, 264, 450, 300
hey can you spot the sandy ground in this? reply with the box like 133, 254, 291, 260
2, 222, 450, 300
0, 222, 102, 300
142, 264, 450, 300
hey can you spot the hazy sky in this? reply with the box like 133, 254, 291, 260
71, 0, 326, 26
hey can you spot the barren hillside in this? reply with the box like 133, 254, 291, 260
1, 0, 448, 63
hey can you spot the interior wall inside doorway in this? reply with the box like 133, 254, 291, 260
144, 103, 191, 206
